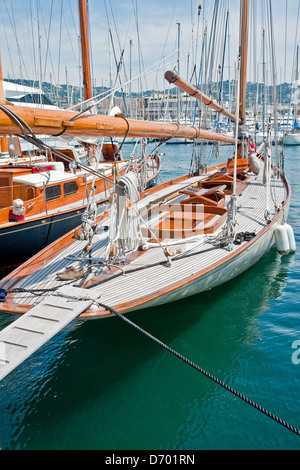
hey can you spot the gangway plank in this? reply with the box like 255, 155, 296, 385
0, 286, 101, 381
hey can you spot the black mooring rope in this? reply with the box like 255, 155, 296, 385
98, 302, 300, 438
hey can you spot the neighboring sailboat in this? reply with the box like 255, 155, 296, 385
0, 0, 295, 382
282, 44, 300, 145
282, 118, 300, 145
0, 80, 77, 160
0, 144, 160, 270
0, 0, 161, 270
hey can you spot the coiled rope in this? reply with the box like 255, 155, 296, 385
97, 301, 300, 438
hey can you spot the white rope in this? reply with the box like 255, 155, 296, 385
106, 172, 154, 260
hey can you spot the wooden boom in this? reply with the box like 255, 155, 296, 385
164, 70, 241, 125
0, 103, 238, 144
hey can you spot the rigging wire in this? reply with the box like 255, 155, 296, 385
41, 0, 54, 84
29, 0, 37, 86
9, 0, 29, 81
2, 0, 30, 82
103, 0, 132, 114
67, 32, 204, 112
290, 0, 300, 85
0, 5, 15, 80
150, 0, 178, 121
62, 9, 80, 70
132, 0, 148, 96
57, 0, 64, 93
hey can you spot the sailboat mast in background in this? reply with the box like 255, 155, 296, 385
0, 54, 8, 154
78, 0, 93, 101
0, 54, 4, 102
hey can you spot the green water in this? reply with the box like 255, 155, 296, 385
0, 143, 299, 450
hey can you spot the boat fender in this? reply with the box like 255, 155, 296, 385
12, 199, 25, 216
9, 199, 25, 222
274, 224, 290, 255
249, 154, 260, 175
0, 289, 6, 302
285, 223, 296, 252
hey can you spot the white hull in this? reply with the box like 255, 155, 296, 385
282, 132, 300, 146
127, 210, 286, 313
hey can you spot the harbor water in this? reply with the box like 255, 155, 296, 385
0, 142, 299, 450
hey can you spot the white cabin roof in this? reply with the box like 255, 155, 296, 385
13, 170, 77, 188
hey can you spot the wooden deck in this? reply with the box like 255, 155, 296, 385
2, 158, 288, 317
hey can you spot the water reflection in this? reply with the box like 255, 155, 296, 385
0, 245, 294, 449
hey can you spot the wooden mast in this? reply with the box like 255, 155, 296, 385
234, 0, 249, 164
78, 0, 93, 101
0, 55, 4, 102
0, 54, 8, 154
239, 0, 249, 124
0, 0, 241, 147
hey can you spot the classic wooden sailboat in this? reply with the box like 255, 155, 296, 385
0, 0, 296, 381
0, 145, 161, 269
0, 80, 85, 164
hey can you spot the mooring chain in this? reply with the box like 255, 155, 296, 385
97, 301, 300, 438
0, 280, 75, 301
1, 282, 299, 438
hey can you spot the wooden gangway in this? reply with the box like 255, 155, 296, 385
0, 286, 101, 381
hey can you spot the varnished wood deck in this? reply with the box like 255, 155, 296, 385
0, 159, 289, 317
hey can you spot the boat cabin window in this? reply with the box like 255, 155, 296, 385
45, 184, 61, 201
8, 93, 55, 106
64, 181, 78, 196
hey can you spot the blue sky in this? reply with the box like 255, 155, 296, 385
0, 0, 299, 93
